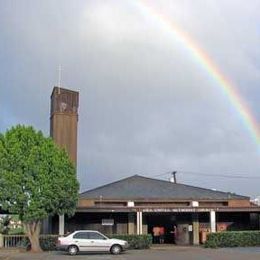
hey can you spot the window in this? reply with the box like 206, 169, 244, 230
88, 232, 107, 240
73, 232, 89, 239
102, 219, 114, 226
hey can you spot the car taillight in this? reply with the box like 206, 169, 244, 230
56, 238, 61, 245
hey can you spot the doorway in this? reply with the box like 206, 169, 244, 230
146, 213, 177, 244
146, 212, 192, 244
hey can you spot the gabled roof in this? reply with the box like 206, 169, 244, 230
80, 175, 249, 200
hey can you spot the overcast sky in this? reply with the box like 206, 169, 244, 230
0, 0, 259, 197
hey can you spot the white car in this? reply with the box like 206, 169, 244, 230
56, 230, 129, 255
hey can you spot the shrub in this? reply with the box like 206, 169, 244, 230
205, 231, 260, 248
108, 234, 152, 249
8, 227, 25, 235
16, 237, 30, 250
40, 236, 58, 251
16, 235, 58, 251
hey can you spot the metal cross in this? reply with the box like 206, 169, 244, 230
58, 65, 63, 94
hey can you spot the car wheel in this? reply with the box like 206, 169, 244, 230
68, 245, 79, 256
110, 244, 122, 255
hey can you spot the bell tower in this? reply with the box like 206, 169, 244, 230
50, 87, 79, 165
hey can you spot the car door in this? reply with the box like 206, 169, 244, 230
87, 231, 111, 252
72, 231, 91, 251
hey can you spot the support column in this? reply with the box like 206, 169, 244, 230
136, 212, 140, 235
250, 213, 258, 229
136, 211, 143, 235
128, 213, 135, 234
192, 213, 199, 245
259, 213, 260, 230
210, 210, 216, 233
0, 234, 3, 248
59, 214, 65, 236
142, 214, 148, 234
139, 211, 143, 235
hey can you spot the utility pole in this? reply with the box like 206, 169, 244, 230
170, 171, 177, 183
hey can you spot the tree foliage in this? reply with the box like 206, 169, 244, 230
0, 125, 79, 250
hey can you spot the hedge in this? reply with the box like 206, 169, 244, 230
18, 234, 152, 251
205, 231, 260, 248
17, 235, 58, 251
108, 234, 152, 249
40, 236, 58, 251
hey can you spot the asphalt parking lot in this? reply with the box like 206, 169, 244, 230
0, 247, 260, 260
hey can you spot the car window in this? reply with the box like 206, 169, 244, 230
88, 232, 106, 240
73, 232, 89, 239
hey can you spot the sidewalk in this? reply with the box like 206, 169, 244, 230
150, 244, 201, 250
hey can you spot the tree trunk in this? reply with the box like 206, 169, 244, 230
24, 221, 43, 253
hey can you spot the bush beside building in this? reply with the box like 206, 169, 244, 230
205, 231, 260, 248
108, 234, 152, 249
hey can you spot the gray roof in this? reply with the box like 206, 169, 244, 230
80, 175, 249, 200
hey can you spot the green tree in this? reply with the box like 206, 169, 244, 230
0, 125, 79, 252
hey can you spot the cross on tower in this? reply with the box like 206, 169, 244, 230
58, 65, 63, 94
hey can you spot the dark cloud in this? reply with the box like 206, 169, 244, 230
0, 0, 259, 197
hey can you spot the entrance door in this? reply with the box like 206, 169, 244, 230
175, 224, 190, 245
146, 213, 176, 244
146, 212, 192, 244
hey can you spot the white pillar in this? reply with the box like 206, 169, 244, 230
139, 212, 143, 235
0, 234, 3, 248
259, 214, 260, 230
136, 212, 140, 235
210, 210, 216, 233
59, 214, 65, 235
192, 213, 199, 245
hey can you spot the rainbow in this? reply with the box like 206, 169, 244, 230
135, 1, 260, 150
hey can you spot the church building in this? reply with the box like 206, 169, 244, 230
49, 87, 260, 245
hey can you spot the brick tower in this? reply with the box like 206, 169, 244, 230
50, 87, 79, 165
